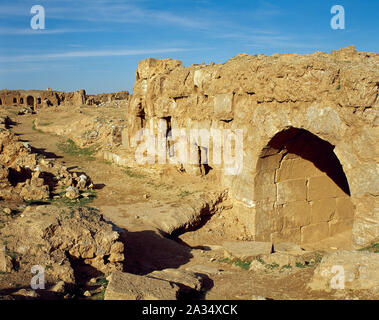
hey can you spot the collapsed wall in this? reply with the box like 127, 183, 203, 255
123, 46, 379, 248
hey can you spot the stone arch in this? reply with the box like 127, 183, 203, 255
20, 97, 24, 104
13, 98, 17, 104
0, 98, 2, 105
254, 127, 354, 245
26, 96, 34, 107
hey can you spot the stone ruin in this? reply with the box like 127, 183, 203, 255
121, 46, 378, 249
0, 46, 377, 250
0, 88, 129, 110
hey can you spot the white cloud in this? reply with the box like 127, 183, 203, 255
0, 47, 191, 62
0, 27, 97, 35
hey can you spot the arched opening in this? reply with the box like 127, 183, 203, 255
20, 98, 24, 104
13, 98, 17, 104
0, 98, 2, 105
37, 97, 41, 104
26, 96, 34, 107
254, 127, 354, 246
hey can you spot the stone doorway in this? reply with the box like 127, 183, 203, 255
26, 96, 34, 107
254, 127, 354, 245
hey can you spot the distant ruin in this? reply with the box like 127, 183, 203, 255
0, 88, 129, 109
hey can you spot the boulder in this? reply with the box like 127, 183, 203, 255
148, 268, 204, 291
308, 250, 379, 292
65, 186, 80, 199
273, 242, 304, 254
185, 265, 222, 275
222, 241, 272, 261
104, 272, 179, 300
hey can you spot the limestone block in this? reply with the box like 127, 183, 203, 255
148, 269, 204, 291
329, 219, 354, 237
254, 171, 277, 201
275, 157, 322, 182
104, 272, 179, 300
277, 179, 307, 204
301, 222, 329, 243
281, 200, 311, 228
257, 153, 282, 172
310, 198, 336, 223
308, 176, 347, 201
335, 197, 355, 220
214, 94, 233, 121
271, 227, 301, 244
222, 241, 272, 260
273, 242, 304, 254
254, 201, 276, 235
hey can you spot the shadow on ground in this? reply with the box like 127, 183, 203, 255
120, 229, 193, 275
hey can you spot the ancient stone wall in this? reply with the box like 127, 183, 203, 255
123, 46, 379, 248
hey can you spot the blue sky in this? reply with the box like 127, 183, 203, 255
0, 0, 378, 94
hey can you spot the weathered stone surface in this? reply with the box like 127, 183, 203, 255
13, 289, 39, 299
148, 268, 203, 291
301, 222, 329, 244
50, 281, 66, 293
0, 205, 124, 284
104, 272, 179, 300
310, 198, 336, 224
308, 176, 346, 201
280, 200, 311, 229
0, 246, 13, 273
308, 251, 379, 292
273, 242, 304, 254
223, 241, 272, 260
185, 265, 222, 275
125, 191, 226, 235
214, 94, 233, 120
276, 179, 307, 204
260, 252, 300, 267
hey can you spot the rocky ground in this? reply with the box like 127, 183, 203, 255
0, 104, 378, 300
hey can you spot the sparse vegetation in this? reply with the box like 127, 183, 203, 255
32, 120, 44, 133
358, 242, 379, 253
38, 122, 52, 126
218, 257, 251, 270
57, 139, 98, 161
178, 190, 192, 198
124, 166, 145, 179
146, 181, 173, 190
295, 253, 323, 268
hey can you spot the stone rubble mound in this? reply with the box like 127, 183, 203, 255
0, 205, 125, 286
0, 128, 93, 201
